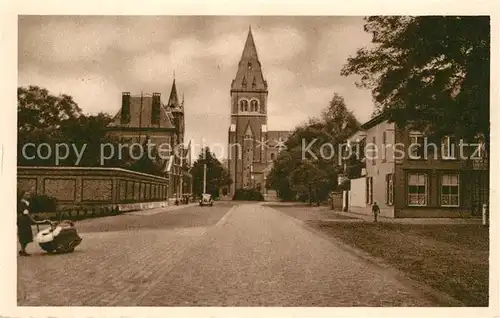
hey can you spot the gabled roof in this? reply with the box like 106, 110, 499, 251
360, 111, 392, 130
231, 27, 267, 92
244, 122, 254, 137
344, 111, 391, 141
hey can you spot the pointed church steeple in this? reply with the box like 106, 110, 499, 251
240, 25, 259, 62
167, 78, 180, 109
231, 26, 267, 91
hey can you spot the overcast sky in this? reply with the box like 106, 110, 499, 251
18, 16, 374, 157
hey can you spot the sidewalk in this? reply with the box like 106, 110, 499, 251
333, 210, 483, 224
125, 203, 198, 216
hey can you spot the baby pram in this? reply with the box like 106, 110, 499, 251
35, 220, 82, 253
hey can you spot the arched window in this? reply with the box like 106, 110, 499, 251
251, 100, 259, 112
270, 153, 275, 161
240, 100, 248, 112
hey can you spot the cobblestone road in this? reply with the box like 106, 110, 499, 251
18, 203, 438, 306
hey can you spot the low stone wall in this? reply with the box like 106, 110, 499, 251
17, 166, 170, 211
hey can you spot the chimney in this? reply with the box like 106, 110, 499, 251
152, 93, 161, 125
121, 92, 131, 125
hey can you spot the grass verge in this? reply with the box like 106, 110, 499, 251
308, 221, 489, 306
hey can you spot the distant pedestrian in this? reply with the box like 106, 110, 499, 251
372, 202, 380, 223
17, 190, 48, 256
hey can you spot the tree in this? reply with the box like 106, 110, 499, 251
18, 85, 82, 143
17, 85, 164, 176
190, 147, 232, 198
266, 151, 298, 201
267, 93, 360, 202
341, 16, 490, 145
17, 88, 122, 167
57, 112, 120, 167
289, 160, 329, 206
125, 137, 166, 177
321, 94, 361, 143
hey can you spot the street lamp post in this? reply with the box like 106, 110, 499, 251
203, 163, 207, 194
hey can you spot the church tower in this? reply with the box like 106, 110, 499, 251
228, 27, 268, 195
166, 78, 184, 146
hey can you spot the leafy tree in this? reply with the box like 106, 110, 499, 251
267, 93, 360, 202
18, 86, 82, 142
289, 160, 329, 206
266, 151, 298, 201
125, 137, 166, 177
57, 112, 120, 167
190, 147, 231, 198
341, 16, 490, 145
17, 85, 165, 176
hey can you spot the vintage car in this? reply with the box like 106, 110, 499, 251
199, 193, 213, 206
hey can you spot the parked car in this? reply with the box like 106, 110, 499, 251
199, 193, 213, 206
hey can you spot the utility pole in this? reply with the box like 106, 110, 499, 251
203, 163, 207, 194
138, 91, 143, 143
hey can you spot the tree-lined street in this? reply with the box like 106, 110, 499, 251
14, 15, 491, 310
18, 203, 438, 306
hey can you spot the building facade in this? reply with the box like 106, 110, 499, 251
107, 79, 192, 203
227, 27, 291, 197
342, 112, 488, 218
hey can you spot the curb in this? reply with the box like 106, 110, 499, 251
125, 203, 198, 216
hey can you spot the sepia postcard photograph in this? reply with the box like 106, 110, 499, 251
1, 1, 499, 317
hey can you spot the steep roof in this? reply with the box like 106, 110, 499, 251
231, 27, 267, 91
166, 79, 182, 111
108, 93, 176, 130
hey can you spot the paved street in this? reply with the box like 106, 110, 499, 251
18, 202, 438, 306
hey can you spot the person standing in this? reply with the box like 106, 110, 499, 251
372, 201, 380, 223
17, 190, 48, 256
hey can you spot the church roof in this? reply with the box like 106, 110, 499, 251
167, 79, 182, 111
231, 27, 267, 92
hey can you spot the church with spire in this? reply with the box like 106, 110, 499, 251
107, 77, 192, 202
227, 27, 291, 197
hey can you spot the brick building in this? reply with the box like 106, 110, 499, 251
227, 27, 291, 197
107, 79, 192, 202
341, 112, 488, 218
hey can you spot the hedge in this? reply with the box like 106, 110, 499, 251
232, 188, 264, 201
